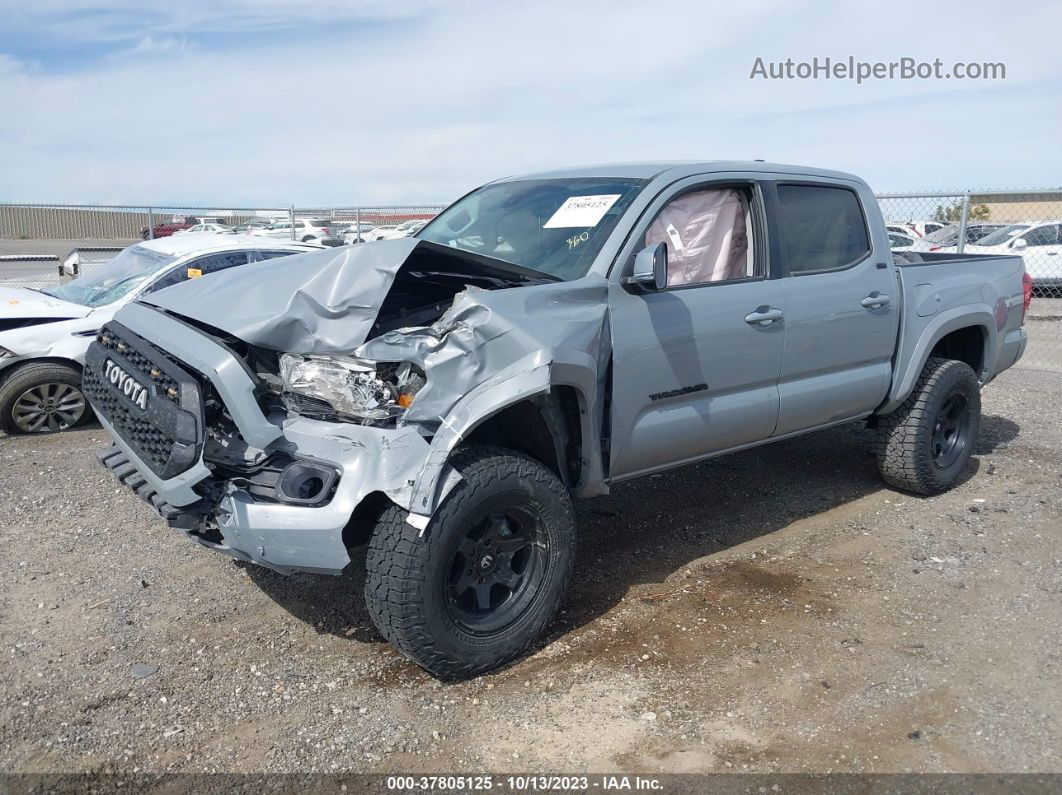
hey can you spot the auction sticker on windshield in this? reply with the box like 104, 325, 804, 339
543, 194, 620, 228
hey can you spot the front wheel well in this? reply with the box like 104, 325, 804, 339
928, 326, 986, 378
460, 387, 584, 489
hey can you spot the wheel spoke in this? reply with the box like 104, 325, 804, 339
452, 571, 473, 596
472, 583, 492, 611
495, 534, 530, 554
56, 397, 85, 412
495, 564, 521, 590
55, 409, 81, 425
483, 515, 509, 544
457, 536, 479, 562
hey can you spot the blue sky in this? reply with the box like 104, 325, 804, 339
1, 0, 1059, 205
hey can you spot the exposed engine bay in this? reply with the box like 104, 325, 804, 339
141, 239, 560, 436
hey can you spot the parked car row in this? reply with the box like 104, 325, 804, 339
138, 215, 435, 244
887, 219, 1062, 289
886, 221, 1006, 252
337, 218, 430, 244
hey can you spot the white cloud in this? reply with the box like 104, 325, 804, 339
0, 53, 25, 74
0, 0, 1059, 203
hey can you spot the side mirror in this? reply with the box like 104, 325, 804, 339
623, 242, 668, 292
1010, 237, 1027, 251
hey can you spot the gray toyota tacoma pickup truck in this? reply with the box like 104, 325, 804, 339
84, 162, 1030, 677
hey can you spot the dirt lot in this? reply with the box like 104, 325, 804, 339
1, 367, 1059, 776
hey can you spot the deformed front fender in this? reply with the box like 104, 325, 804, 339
404, 356, 553, 528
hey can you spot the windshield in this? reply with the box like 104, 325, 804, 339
975, 224, 1030, 246
417, 177, 647, 280
41, 245, 176, 308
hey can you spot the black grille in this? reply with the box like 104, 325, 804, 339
96, 330, 179, 399
83, 322, 205, 479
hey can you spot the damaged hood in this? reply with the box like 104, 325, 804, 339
0, 287, 93, 322
137, 239, 553, 353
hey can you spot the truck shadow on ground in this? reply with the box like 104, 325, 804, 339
244, 415, 1019, 650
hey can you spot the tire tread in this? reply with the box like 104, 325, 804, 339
364, 445, 575, 679
875, 356, 980, 495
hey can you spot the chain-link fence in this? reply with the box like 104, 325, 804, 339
1, 192, 1058, 371
0, 204, 445, 287
877, 190, 1062, 373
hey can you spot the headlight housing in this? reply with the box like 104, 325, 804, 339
0, 346, 16, 359
279, 354, 423, 424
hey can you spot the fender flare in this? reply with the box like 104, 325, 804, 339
877, 306, 997, 415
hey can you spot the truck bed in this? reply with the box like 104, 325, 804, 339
881, 250, 1027, 413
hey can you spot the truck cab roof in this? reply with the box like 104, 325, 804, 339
495, 160, 865, 185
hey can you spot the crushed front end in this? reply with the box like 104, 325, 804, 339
82, 241, 569, 575
84, 301, 433, 574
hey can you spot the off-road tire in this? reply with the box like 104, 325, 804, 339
875, 357, 981, 495
364, 445, 576, 679
0, 362, 91, 435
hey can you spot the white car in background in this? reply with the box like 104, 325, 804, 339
907, 221, 947, 238
960, 221, 1062, 290
228, 219, 278, 234
360, 224, 400, 242
250, 219, 333, 242
889, 232, 917, 251
175, 222, 232, 235
0, 235, 318, 434
375, 219, 429, 240
909, 223, 1007, 252
886, 221, 946, 238
339, 222, 379, 244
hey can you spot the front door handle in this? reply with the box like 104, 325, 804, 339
861, 292, 891, 309
744, 307, 784, 326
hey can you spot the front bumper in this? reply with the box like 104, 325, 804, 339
88, 303, 432, 575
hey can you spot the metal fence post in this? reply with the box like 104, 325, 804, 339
147, 208, 155, 239
289, 205, 296, 241
355, 206, 362, 243
956, 193, 971, 255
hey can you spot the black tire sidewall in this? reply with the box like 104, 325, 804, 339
0, 363, 88, 434
418, 455, 575, 669
914, 362, 981, 490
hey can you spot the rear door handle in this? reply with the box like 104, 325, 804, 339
861, 293, 891, 309
744, 307, 784, 326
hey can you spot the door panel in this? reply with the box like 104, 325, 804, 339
608, 279, 786, 478
773, 190, 899, 436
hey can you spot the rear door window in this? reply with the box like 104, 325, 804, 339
776, 184, 871, 274
256, 250, 301, 261
146, 251, 251, 293
1022, 225, 1061, 246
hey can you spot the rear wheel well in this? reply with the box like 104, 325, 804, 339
929, 326, 985, 378
461, 388, 583, 488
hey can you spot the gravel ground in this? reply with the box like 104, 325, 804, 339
1, 367, 1059, 775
